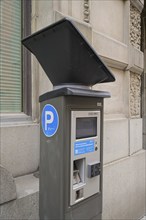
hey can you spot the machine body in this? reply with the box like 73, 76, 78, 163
39, 89, 109, 220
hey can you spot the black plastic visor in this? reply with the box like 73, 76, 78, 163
22, 18, 115, 86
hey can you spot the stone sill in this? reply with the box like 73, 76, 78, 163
103, 149, 145, 167
130, 0, 144, 13
0, 113, 37, 127
93, 30, 144, 74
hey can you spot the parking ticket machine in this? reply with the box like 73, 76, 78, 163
22, 18, 115, 220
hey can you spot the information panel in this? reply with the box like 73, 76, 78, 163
74, 139, 94, 156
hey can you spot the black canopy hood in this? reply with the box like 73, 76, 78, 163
22, 18, 115, 87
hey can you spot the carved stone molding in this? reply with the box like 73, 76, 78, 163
130, 72, 141, 117
130, 3, 141, 50
84, 0, 90, 23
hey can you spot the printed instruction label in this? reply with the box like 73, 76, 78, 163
74, 139, 94, 156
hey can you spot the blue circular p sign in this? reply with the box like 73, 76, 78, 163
41, 104, 59, 137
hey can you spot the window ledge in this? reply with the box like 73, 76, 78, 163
0, 113, 36, 127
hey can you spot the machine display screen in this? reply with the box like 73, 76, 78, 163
76, 117, 97, 139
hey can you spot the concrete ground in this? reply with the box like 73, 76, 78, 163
0, 172, 145, 220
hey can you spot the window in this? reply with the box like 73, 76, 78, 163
0, 0, 31, 114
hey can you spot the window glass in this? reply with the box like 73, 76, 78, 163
0, 0, 22, 112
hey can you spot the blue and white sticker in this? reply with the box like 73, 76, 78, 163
74, 139, 94, 156
41, 104, 59, 137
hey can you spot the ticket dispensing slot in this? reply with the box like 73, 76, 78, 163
73, 158, 85, 202
73, 159, 85, 185
70, 110, 101, 206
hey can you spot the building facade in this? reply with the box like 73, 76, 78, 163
0, 0, 146, 219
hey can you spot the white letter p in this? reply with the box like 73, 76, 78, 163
45, 111, 54, 131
